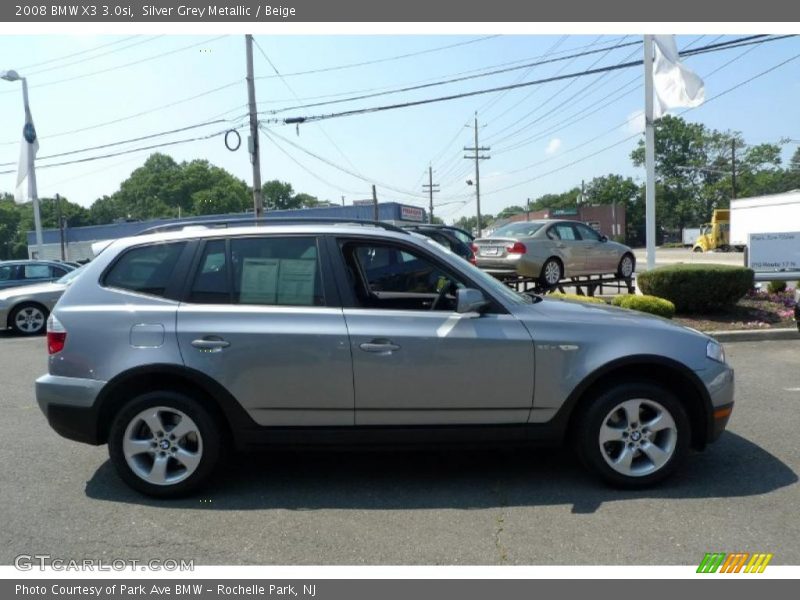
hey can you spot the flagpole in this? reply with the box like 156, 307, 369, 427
21, 77, 43, 258
643, 35, 656, 272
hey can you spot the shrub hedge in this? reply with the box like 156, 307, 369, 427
611, 294, 675, 319
548, 293, 606, 304
767, 280, 787, 294
636, 264, 754, 313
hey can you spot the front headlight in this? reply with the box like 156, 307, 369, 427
706, 340, 726, 363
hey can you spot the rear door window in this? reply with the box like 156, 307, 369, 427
23, 264, 51, 280
104, 242, 186, 297
230, 236, 324, 307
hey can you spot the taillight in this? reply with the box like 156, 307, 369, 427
469, 244, 479, 264
47, 315, 67, 355
507, 242, 527, 254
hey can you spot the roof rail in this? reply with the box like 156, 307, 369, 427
137, 217, 409, 236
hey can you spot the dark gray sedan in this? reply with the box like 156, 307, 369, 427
473, 220, 635, 285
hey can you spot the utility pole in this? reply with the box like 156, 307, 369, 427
464, 112, 490, 236
56, 193, 65, 261
245, 34, 264, 218
526, 198, 531, 221
341, 195, 345, 206
422, 165, 440, 223
731, 139, 737, 200
372, 185, 378, 221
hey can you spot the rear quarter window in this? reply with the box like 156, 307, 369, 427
103, 242, 186, 298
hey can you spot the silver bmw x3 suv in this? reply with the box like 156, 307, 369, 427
35, 220, 734, 497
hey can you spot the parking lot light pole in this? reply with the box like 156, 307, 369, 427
1, 69, 44, 258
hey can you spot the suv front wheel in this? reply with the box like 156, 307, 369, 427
108, 391, 222, 498
575, 382, 690, 488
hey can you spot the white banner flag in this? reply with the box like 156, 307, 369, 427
652, 35, 705, 119
15, 113, 38, 202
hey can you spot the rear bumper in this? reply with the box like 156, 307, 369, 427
36, 374, 106, 445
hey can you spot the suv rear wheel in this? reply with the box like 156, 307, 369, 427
575, 382, 690, 488
108, 391, 221, 498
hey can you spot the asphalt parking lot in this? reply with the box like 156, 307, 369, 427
0, 332, 797, 565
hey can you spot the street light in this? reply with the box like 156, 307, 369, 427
1, 68, 44, 258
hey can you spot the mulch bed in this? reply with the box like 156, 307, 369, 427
672, 288, 797, 331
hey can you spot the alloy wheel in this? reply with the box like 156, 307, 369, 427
598, 398, 678, 477
122, 406, 204, 486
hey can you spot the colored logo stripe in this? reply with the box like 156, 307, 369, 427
697, 552, 773, 573
745, 553, 773, 573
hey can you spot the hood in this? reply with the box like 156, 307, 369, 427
522, 295, 709, 339
0, 282, 66, 301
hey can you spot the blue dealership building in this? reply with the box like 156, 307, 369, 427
27, 202, 427, 260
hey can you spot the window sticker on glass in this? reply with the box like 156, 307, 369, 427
240, 258, 279, 304
277, 259, 317, 306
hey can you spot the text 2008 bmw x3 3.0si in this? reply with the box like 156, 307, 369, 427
35, 219, 734, 498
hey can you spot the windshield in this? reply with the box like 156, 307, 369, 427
491, 222, 544, 238
57, 264, 86, 284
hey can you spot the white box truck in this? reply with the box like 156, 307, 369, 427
730, 190, 800, 250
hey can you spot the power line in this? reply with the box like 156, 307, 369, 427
0, 125, 245, 175
275, 36, 790, 127
254, 36, 631, 109
263, 130, 363, 196
253, 35, 502, 80
25, 36, 164, 77
0, 80, 244, 146
261, 39, 644, 116
261, 126, 428, 202
17, 35, 141, 70
0, 118, 238, 166
0, 35, 228, 95
252, 37, 365, 179
481, 48, 800, 199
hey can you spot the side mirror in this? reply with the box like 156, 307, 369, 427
456, 288, 489, 314
599, 235, 608, 242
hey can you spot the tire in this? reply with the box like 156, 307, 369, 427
9, 303, 48, 336
108, 391, 222, 498
692, 246, 703, 253
539, 258, 563, 287
616, 253, 635, 279
575, 382, 690, 489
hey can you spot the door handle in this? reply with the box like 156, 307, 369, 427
191, 337, 230, 352
359, 340, 401, 354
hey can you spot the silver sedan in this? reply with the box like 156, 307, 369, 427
473, 219, 635, 285
0, 265, 84, 335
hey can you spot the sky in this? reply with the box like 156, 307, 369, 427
0, 33, 798, 224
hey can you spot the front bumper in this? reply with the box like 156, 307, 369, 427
36, 374, 106, 445
697, 361, 735, 443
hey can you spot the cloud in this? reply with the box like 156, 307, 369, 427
545, 138, 562, 155
626, 109, 645, 134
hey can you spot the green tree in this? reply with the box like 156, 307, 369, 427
0, 194, 21, 259
292, 193, 320, 209
497, 205, 526, 219
262, 180, 296, 210
584, 175, 644, 244
452, 214, 494, 235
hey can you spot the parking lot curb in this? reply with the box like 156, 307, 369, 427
705, 328, 799, 343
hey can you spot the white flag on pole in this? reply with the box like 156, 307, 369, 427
15, 113, 38, 202
652, 35, 705, 119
